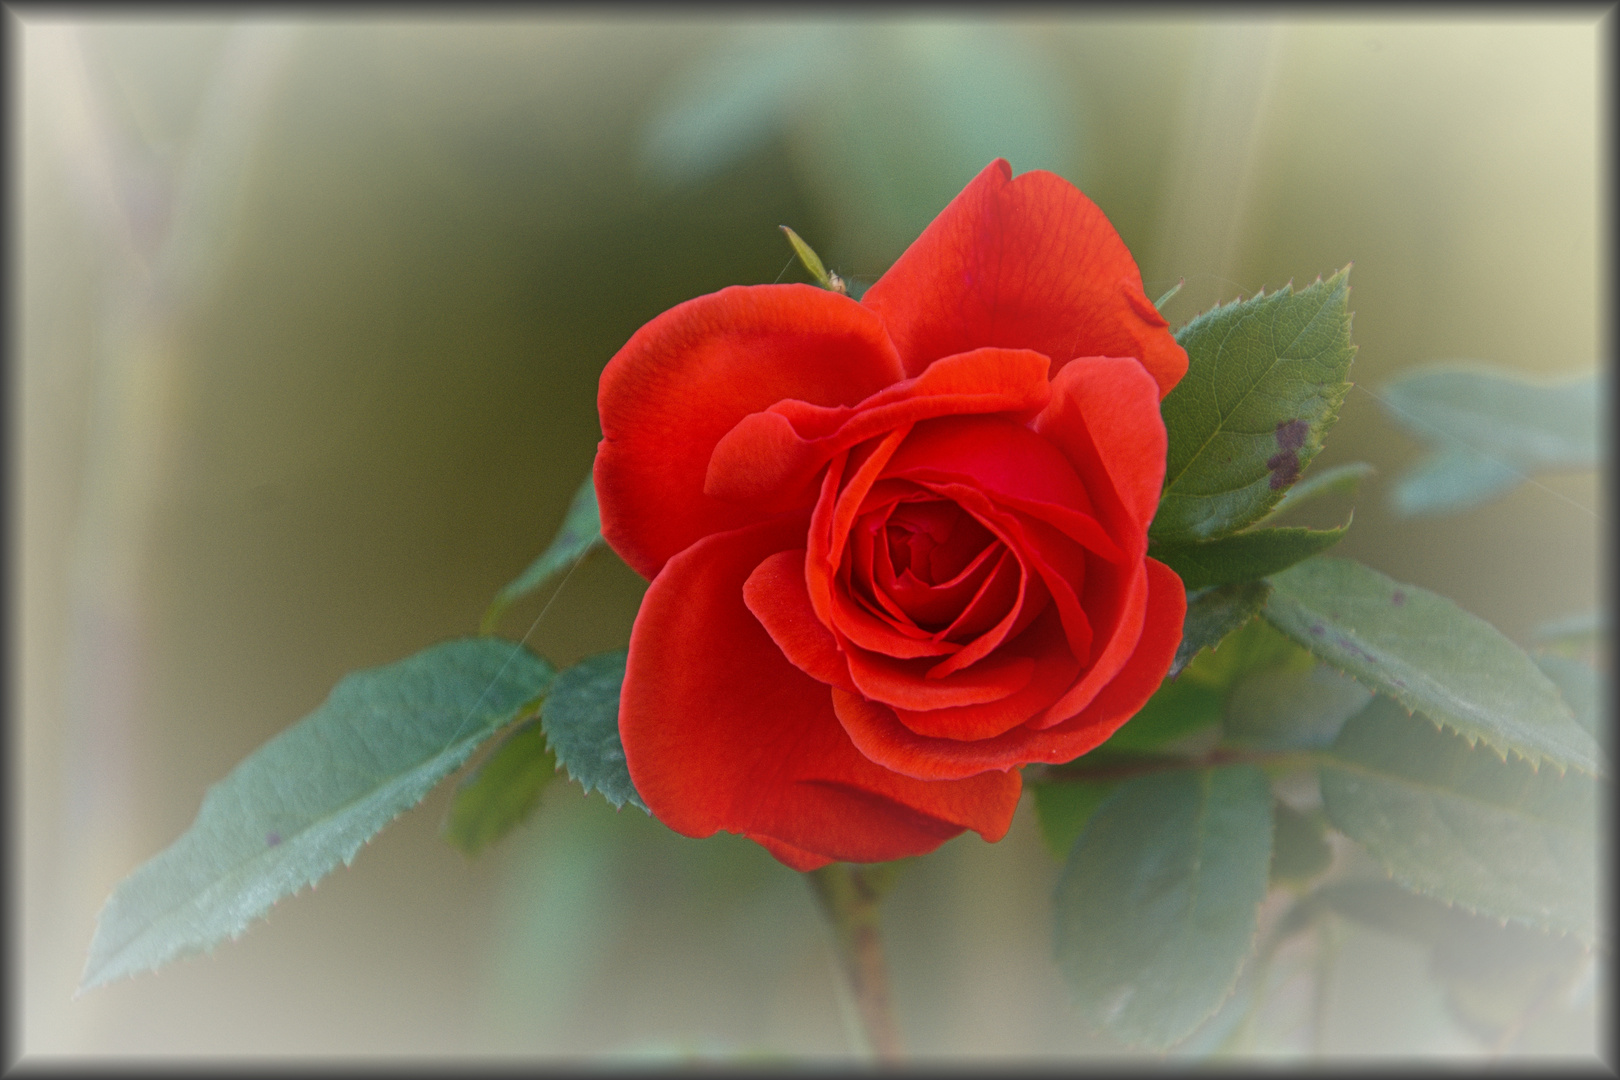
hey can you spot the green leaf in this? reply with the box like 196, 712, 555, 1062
780, 226, 836, 291
1153, 267, 1356, 544
1264, 557, 1603, 776
1153, 279, 1183, 311
1269, 801, 1331, 887
1260, 461, 1375, 522
1319, 696, 1599, 941
1168, 580, 1272, 680
1388, 446, 1523, 517
82, 638, 553, 991
1309, 877, 1475, 944
541, 649, 646, 812
1314, 878, 1592, 1047
1378, 365, 1603, 517
1313, 877, 1569, 958
1179, 612, 1312, 692
1223, 661, 1373, 751
1105, 678, 1224, 752
1533, 654, 1605, 751
1532, 610, 1606, 650
442, 715, 557, 858
481, 474, 602, 635
1054, 765, 1274, 1049
1152, 520, 1348, 590
1033, 782, 1117, 859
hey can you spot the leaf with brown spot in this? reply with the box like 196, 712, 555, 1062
1153, 267, 1356, 544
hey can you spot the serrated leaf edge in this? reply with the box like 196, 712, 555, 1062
82, 728, 497, 992
1153, 516, 1351, 591
441, 696, 554, 858
1167, 581, 1274, 680
1068, 766, 1273, 1050
83, 642, 548, 991
539, 654, 648, 814
1161, 267, 1357, 539
1318, 754, 1597, 942
1263, 604, 1597, 779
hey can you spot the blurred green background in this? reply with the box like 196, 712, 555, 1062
17, 14, 1603, 1059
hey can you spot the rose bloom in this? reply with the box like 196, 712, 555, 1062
595, 160, 1187, 871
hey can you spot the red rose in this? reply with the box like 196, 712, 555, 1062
595, 160, 1188, 871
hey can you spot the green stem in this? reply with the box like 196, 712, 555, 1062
807, 862, 903, 1062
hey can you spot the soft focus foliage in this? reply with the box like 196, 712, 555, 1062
640, 22, 1080, 267
1055, 766, 1274, 1047
1264, 557, 1601, 775
1380, 366, 1603, 517
1320, 697, 1598, 941
84, 640, 554, 990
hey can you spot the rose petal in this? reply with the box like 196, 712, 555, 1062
845, 644, 1036, 712
931, 547, 1026, 649
743, 549, 856, 692
807, 432, 907, 630
834, 487, 1042, 676
749, 834, 833, 872
885, 414, 1093, 512
834, 609, 1078, 752
867, 514, 1001, 631
842, 482, 933, 637
831, 559, 1184, 777
596, 284, 905, 579
1033, 354, 1167, 544
1028, 558, 1148, 727
705, 347, 1051, 507
820, 475, 971, 660
860, 159, 1187, 395
921, 482, 1095, 667
831, 584, 960, 658
622, 514, 1022, 863
882, 415, 1126, 564
1024, 557, 1187, 747
887, 499, 991, 583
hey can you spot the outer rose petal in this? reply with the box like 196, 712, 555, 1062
596, 284, 904, 579
1028, 558, 1187, 748
861, 159, 1187, 397
832, 558, 1186, 780
750, 834, 833, 873
622, 514, 1023, 864
705, 347, 1052, 508
743, 549, 856, 691
1033, 355, 1167, 545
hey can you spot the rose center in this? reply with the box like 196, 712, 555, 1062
883, 500, 994, 587
843, 494, 1024, 641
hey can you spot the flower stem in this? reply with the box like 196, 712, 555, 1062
807, 862, 903, 1062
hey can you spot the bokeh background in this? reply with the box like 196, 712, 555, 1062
15, 13, 1605, 1060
